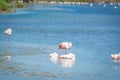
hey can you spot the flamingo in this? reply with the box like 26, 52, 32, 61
59, 42, 72, 54
110, 3, 113, 5
90, 3, 93, 7
103, 4, 106, 7
59, 53, 75, 59
49, 52, 58, 64
114, 6, 117, 9
111, 53, 120, 60
49, 52, 58, 57
59, 42, 75, 59
4, 56, 11, 60
4, 28, 12, 50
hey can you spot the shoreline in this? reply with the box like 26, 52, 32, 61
0, 2, 120, 14
31, 1, 120, 5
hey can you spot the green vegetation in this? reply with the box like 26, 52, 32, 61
16, 3, 24, 8
4, 0, 14, 3
0, 0, 12, 12
0, 0, 27, 13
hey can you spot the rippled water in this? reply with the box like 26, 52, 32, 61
0, 3, 120, 80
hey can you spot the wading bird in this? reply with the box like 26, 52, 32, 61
59, 42, 75, 59
4, 28, 12, 50
59, 42, 72, 54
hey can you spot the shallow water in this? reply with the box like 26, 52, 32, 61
0, 3, 120, 80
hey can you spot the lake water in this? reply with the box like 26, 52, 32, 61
0, 3, 120, 80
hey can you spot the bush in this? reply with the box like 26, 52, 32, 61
0, 0, 12, 12
16, 3, 24, 8
0, 0, 8, 11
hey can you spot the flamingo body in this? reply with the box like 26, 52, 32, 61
104, 4, 106, 7
114, 6, 117, 9
4, 28, 12, 35
49, 52, 58, 63
4, 56, 11, 60
59, 53, 75, 59
59, 42, 72, 49
90, 3, 93, 7
49, 52, 58, 58
111, 53, 120, 60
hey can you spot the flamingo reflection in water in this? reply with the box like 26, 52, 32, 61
49, 52, 75, 68
59, 58, 75, 68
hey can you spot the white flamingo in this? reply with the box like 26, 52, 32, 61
111, 53, 120, 60
4, 56, 11, 60
4, 28, 12, 50
59, 53, 75, 59
90, 3, 93, 7
110, 3, 113, 5
4, 28, 12, 35
49, 52, 58, 57
114, 6, 117, 9
49, 52, 58, 64
104, 4, 106, 7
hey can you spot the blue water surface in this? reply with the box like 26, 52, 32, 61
0, 3, 120, 80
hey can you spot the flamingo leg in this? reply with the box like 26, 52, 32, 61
65, 49, 67, 54
8, 35, 10, 51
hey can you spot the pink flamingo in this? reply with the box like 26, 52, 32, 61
59, 42, 75, 59
59, 42, 72, 54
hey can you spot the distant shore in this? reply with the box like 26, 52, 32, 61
28, 1, 120, 5
0, 1, 120, 14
